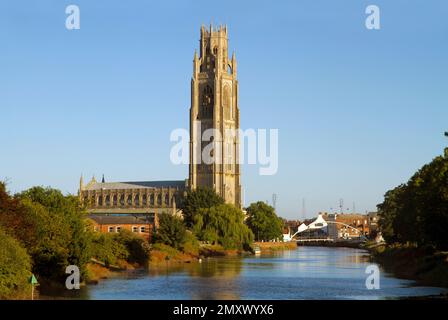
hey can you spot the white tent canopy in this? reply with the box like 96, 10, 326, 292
305, 214, 328, 230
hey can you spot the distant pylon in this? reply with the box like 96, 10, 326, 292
302, 198, 306, 220
272, 193, 277, 211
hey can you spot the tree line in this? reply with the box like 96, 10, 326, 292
378, 148, 448, 250
0, 184, 285, 299
0, 184, 150, 299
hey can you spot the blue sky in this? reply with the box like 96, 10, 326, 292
1, 0, 447, 219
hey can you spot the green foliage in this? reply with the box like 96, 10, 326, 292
0, 227, 32, 299
245, 201, 284, 241
193, 204, 254, 250
90, 233, 128, 267
16, 187, 92, 281
0, 185, 92, 283
182, 231, 200, 256
156, 213, 187, 250
181, 188, 224, 227
151, 243, 180, 258
378, 148, 448, 250
90, 230, 150, 267
114, 230, 150, 265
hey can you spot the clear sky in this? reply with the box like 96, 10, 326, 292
1, 0, 447, 219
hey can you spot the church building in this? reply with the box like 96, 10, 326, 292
79, 25, 242, 237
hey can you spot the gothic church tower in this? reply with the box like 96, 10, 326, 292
189, 24, 241, 208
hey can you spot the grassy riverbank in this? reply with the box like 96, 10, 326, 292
148, 243, 251, 265
255, 241, 297, 252
367, 243, 448, 288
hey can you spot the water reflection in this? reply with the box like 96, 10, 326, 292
43, 247, 448, 300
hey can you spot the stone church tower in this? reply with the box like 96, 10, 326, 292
189, 24, 241, 208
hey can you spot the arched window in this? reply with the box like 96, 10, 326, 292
157, 194, 162, 206
165, 194, 169, 205
134, 195, 140, 206
142, 194, 147, 206
120, 194, 125, 206
127, 195, 132, 206
113, 195, 118, 206
105, 195, 110, 206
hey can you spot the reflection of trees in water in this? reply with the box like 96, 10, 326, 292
190, 258, 243, 300
147, 257, 243, 300
147, 257, 243, 278
188, 257, 243, 278
332, 249, 371, 266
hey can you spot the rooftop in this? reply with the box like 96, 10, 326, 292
88, 214, 152, 225
82, 180, 187, 191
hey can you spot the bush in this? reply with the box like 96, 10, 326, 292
182, 231, 200, 256
193, 204, 254, 250
156, 213, 187, 250
90, 233, 128, 267
0, 227, 32, 299
114, 230, 150, 265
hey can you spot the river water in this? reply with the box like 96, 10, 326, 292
65, 247, 447, 300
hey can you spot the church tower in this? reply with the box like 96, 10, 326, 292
189, 24, 241, 208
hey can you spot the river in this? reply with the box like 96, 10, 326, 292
50, 246, 448, 300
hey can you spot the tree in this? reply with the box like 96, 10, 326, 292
245, 202, 284, 241
181, 188, 224, 228
17, 187, 92, 282
90, 233, 128, 267
156, 213, 187, 250
378, 148, 448, 250
193, 204, 254, 250
0, 227, 32, 299
114, 229, 150, 265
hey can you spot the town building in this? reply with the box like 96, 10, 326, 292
88, 214, 158, 241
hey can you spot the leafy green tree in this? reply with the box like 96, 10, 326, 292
156, 213, 187, 250
114, 229, 150, 265
17, 187, 92, 282
90, 233, 128, 267
181, 188, 224, 228
245, 202, 284, 241
378, 148, 448, 250
193, 204, 254, 250
0, 227, 32, 299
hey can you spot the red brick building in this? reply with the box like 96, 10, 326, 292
88, 214, 158, 241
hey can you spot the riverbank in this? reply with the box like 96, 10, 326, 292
367, 243, 448, 288
255, 241, 297, 252
148, 243, 251, 265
